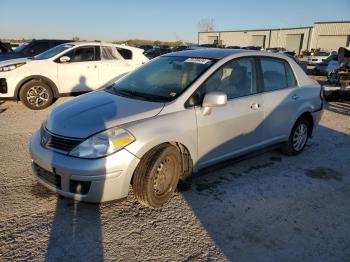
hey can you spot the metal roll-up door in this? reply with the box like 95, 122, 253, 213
286, 34, 304, 54
317, 35, 348, 51
251, 35, 266, 48
208, 36, 218, 44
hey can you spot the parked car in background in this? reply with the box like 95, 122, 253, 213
0, 39, 72, 62
10, 43, 20, 50
136, 45, 153, 52
282, 51, 296, 57
325, 47, 350, 99
30, 48, 323, 208
307, 50, 337, 65
172, 46, 190, 52
226, 46, 241, 49
266, 47, 286, 53
242, 46, 262, 51
143, 47, 171, 59
314, 53, 339, 75
0, 42, 143, 109
114, 44, 149, 65
0, 42, 13, 54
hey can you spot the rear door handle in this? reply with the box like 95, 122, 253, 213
250, 103, 260, 110
292, 94, 300, 100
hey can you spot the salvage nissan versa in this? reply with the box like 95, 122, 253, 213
30, 49, 323, 208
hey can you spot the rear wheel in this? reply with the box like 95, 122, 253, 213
281, 117, 310, 156
19, 80, 53, 110
132, 144, 182, 208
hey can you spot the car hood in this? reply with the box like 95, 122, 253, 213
0, 52, 25, 62
46, 90, 165, 138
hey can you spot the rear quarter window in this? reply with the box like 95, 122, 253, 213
117, 48, 132, 60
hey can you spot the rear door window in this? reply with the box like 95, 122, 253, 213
260, 58, 296, 91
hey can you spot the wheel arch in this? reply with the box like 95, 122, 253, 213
296, 111, 314, 137
130, 141, 194, 185
15, 75, 59, 100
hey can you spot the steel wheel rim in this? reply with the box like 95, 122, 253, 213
27, 86, 49, 107
293, 123, 308, 151
153, 155, 176, 196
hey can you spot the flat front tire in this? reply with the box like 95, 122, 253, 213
132, 144, 182, 208
281, 117, 310, 156
19, 80, 53, 110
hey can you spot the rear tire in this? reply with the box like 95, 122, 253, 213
281, 117, 310, 156
132, 144, 182, 208
19, 80, 53, 110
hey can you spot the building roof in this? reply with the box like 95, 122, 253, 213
165, 48, 247, 59
198, 21, 350, 34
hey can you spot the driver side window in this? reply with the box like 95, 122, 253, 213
198, 58, 257, 100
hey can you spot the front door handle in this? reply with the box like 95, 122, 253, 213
292, 94, 300, 100
250, 103, 260, 110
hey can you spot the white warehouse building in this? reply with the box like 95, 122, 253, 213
198, 21, 350, 54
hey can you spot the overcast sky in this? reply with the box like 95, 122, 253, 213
1, 0, 349, 43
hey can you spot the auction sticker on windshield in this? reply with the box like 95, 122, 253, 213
184, 58, 212, 64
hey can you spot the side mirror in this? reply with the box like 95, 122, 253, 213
60, 56, 71, 63
201, 91, 227, 115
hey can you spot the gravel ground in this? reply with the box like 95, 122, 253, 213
0, 94, 350, 262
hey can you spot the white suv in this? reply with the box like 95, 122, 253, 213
0, 42, 148, 109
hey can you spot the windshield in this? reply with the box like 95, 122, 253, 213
14, 41, 30, 53
111, 56, 216, 102
32, 44, 74, 60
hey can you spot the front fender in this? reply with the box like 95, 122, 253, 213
124, 109, 198, 170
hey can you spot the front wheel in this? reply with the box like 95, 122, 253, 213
132, 144, 182, 208
281, 117, 310, 156
19, 80, 53, 110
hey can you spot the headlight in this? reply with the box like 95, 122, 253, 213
69, 127, 135, 159
0, 62, 26, 72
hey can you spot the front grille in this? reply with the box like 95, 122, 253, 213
0, 78, 7, 94
41, 127, 83, 153
33, 162, 61, 189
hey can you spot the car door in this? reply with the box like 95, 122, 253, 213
258, 57, 301, 142
195, 57, 264, 168
98, 46, 132, 86
57, 45, 100, 93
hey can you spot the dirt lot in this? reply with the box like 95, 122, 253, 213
0, 94, 350, 261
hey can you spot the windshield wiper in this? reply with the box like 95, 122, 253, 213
115, 89, 152, 101
114, 89, 168, 102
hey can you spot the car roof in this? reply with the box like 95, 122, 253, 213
165, 48, 248, 59
69, 41, 114, 47
165, 48, 298, 62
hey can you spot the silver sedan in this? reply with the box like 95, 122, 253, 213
30, 48, 323, 208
